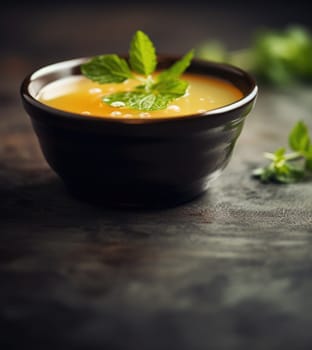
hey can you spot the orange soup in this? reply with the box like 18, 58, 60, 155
37, 73, 243, 119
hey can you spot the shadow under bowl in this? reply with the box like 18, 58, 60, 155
21, 56, 257, 208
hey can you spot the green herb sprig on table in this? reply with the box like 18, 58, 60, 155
81, 30, 194, 111
253, 121, 312, 183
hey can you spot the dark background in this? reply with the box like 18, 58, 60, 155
1, 0, 311, 86
2, 1, 312, 57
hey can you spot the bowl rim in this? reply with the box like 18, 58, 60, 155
21, 56, 258, 125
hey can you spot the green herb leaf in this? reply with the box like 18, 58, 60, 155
158, 50, 194, 81
103, 78, 189, 112
103, 91, 172, 111
289, 121, 311, 153
81, 54, 132, 83
129, 30, 157, 75
152, 79, 188, 97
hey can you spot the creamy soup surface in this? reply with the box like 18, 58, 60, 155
37, 73, 244, 119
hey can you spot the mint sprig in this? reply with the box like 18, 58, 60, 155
253, 121, 312, 183
81, 30, 194, 112
129, 30, 157, 76
81, 54, 132, 83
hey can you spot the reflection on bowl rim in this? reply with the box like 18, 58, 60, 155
22, 57, 258, 124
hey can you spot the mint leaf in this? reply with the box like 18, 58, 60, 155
81, 55, 132, 83
152, 79, 188, 97
289, 121, 311, 153
103, 91, 172, 111
103, 79, 189, 112
158, 50, 194, 81
129, 30, 157, 75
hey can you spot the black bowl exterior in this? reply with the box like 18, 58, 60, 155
21, 57, 257, 207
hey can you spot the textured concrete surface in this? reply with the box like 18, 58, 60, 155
1, 4, 312, 350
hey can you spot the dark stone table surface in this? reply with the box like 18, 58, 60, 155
1, 3, 312, 349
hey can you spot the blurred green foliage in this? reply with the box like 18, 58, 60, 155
196, 26, 312, 86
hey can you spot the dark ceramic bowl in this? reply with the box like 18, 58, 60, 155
21, 56, 257, 208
